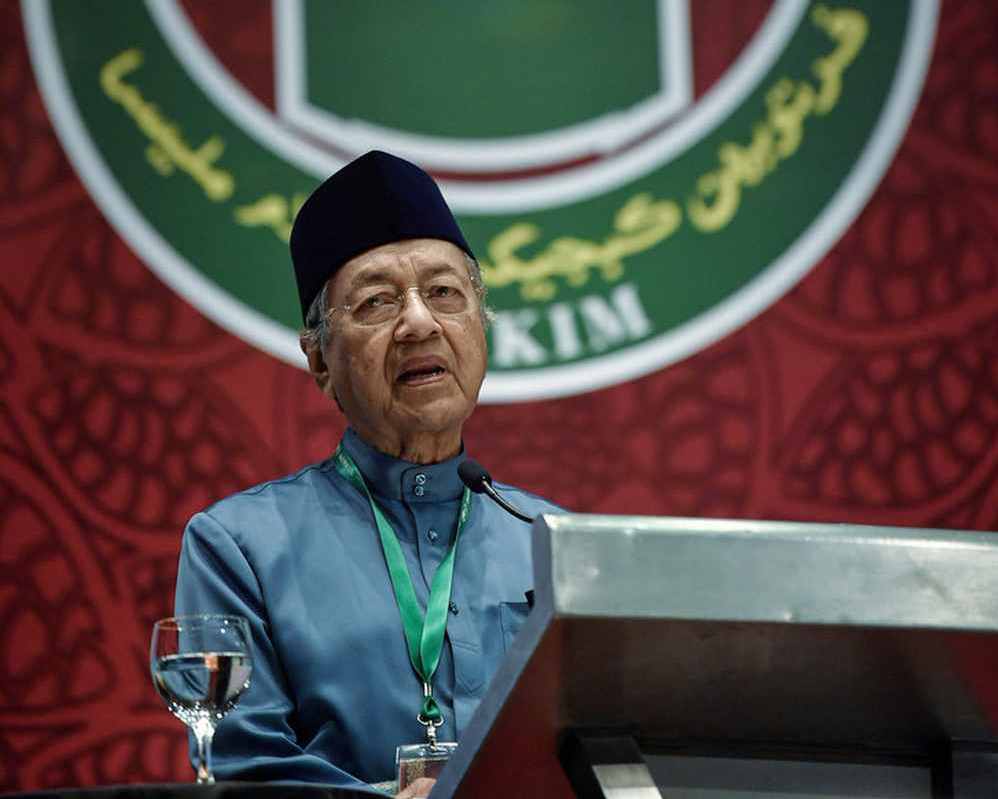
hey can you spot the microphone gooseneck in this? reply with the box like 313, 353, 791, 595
458, 459, 534, 523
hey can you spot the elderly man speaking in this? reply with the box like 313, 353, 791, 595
175, 151, 560, 795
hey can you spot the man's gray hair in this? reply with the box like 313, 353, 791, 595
300, 253, 493, 353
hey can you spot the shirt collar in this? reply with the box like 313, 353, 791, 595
340, 427, 467, 503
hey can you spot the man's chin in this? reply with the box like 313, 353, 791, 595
395, 393, 472, 432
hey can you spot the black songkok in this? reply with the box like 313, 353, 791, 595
289, 150, 474, 322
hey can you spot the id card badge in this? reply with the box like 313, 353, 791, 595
396, 741, 458, 791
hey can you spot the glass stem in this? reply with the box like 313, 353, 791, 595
192, 717, 216, 784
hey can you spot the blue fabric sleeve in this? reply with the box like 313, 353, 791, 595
175, 510, 382, 793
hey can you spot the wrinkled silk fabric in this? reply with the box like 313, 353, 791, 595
175, 428, 559, 788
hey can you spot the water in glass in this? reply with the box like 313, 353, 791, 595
151, 615, 252, 784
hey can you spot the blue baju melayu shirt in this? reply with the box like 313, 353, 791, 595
175, 428, 560, 789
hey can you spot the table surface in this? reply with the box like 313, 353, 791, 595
4, 783, 381, 799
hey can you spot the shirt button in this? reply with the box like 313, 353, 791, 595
414, 485, 425, 497
427, 529, 439, 542
415, 473, 427, 485
448, 601, 459, 615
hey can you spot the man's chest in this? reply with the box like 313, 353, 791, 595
258, 514, 533, 698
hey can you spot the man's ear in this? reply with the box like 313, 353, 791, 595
300, 336, 330, 392
300, 336, 345, 411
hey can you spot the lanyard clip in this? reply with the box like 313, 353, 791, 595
418, 682, 443, 747
424, 718, 440, 747
417, 712, 442, 747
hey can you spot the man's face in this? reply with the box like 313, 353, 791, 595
312, 238, 487, 456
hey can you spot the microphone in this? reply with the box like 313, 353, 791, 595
458, 459, 534, 523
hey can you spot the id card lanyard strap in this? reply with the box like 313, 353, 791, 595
333, 446, 471, 741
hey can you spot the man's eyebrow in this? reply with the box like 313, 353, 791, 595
349, 262, 464, 288
422, 263, 465, 279
346, 268, 395, 289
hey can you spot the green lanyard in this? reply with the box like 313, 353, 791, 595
333, 445, 471, 740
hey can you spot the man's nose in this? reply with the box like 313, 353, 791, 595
395, 287, 441, 340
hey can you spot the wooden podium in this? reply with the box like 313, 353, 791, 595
432, 515, 998, 798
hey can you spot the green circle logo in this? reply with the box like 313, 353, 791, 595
24, 0, 937, 401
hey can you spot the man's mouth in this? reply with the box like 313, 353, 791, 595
396, 359, 448, 386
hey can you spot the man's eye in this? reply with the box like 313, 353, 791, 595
361, 294, 393, 309
429, 285, 454, 297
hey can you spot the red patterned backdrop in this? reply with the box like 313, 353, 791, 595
1, 0, 997, 790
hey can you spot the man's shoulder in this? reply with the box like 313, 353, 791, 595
193, 457, 342, 531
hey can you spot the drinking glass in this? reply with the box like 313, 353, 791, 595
150, 614, 252, 784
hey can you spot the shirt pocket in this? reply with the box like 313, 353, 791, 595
498, 601, 531, 652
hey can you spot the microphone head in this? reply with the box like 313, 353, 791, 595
458, 459, 492, 493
